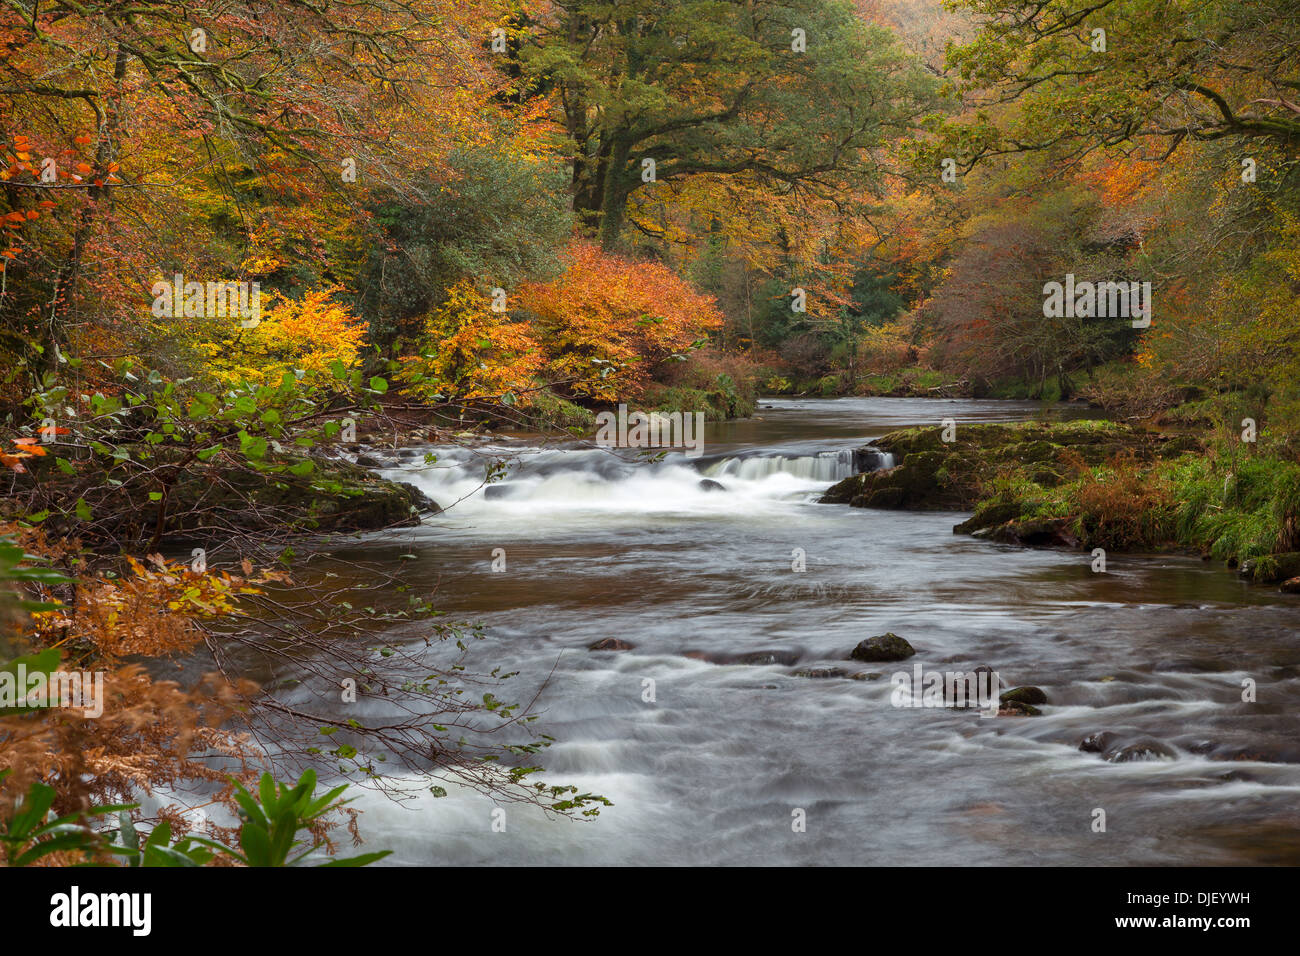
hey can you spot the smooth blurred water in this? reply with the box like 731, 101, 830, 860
280, 398, 1300, 865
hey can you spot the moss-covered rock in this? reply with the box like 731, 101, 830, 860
819, 421, 1194, 516
997, 700, 1042, 716
999, 686, 1049, 705
953, 500, 1024, 535
1241, 552, 1300, 584
165, 455, 439, 539
848, 632, 915, 662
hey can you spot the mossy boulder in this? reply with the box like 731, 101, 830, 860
820, 421, 1194, 516
165, 455, 439, 539
1241, 552, 1300, 584
999, 686, 1049, 705
997, 700, 1042, 716
954, 500, 1023, 535
848, 632, 915, 662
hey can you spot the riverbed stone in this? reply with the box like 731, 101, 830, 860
997, 700, 1042, 716
1079, 731, 1119, 753
588, 638, 635, 652
730, 649, 801, 666
792, 667, 849, 679
697, 478, 728, 492
1105, 737, 1177, 762
1000, 685, 1048, 705
849, 632, 915, 662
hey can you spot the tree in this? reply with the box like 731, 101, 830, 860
398, 279, 546, 402
941, 0, 1300, 170
519, 241, 724, 401
521, 0, 933, 247
357, 145, 573, 352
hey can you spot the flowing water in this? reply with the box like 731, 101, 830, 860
292, 398, 1300, 865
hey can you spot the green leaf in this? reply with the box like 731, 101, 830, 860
319, 850, 391, 867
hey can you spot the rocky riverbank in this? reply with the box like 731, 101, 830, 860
819, 419, 1300, 591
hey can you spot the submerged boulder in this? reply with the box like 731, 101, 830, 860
731, 649, 801, 666
697, 478, 728, 492
1079, 731, 1119, 753
791, 666, 849, 679
588, 638, 635, 652
1105, 738, 1177, 762
997, 700, 1042, 716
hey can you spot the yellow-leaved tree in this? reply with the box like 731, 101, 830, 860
194, 287, 366, 389
397, 279, 545, 402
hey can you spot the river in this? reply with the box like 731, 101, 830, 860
299, 397, 1300, 865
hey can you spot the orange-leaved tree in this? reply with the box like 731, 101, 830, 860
518, 242, 723, 402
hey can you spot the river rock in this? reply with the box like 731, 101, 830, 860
849, 632, 915, 662
997, 700, 1042, 716
1000, 686, 1048, 705
1105, 737, 1177, 762
160, 455, 439, 540
697, 478, 728, 492
1241, 552, 1300, 584
953, 501, 1022, 535
1079, 731, 1119, 753
588, 638, 634, 652
729, 649, 801, 666
1280, 576, 1300, 594
819, 424, 1198, 541
792, 667, 849, 679
942, 664, 1000, 707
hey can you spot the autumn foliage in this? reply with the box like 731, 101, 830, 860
398, 279, 545, 402
193, 287, 367, 390
519, 242, 724, 402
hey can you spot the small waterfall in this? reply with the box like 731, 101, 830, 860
699, 446, 895, 482
700, 450, 857, 482
376, 441, 896, 512
855, 448, 895, 472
